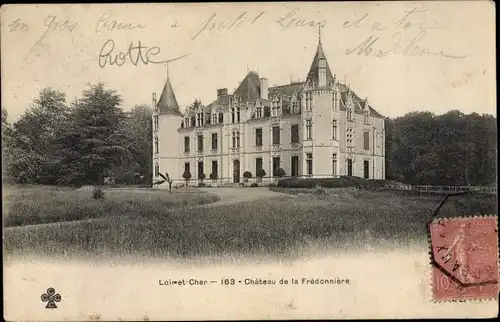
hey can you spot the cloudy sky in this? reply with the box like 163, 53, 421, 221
1, 2, 496, 121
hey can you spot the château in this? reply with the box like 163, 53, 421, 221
152, 32, 385, 186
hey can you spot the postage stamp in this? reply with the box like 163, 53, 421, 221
429, 216, 499, 301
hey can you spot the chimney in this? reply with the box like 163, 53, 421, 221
217, 88, 228, 98
260, 78, 268, 100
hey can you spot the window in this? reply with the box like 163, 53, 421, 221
272, 157, 280, 176
218, 112, 224, 124
332, 154, 337, 175
305, 119, 312, 140
272, 126, 280, 145
255, 128, 263, 146
364, 111, 370, 124
264, 106, 271, 117
154, 137, 159, 154
155, 162, 159, 177
347, 108, 354, 122
196, 113, 203, 127
272, 100, 279, 117
237, 107, 240, 123
153, 116, 158, 131
211, 160, 218, 176
184, 136, 190, 153
291, 124, 299, 143
197, 135, 203, 152
306, 153, 313, 175
346, 128, 354, 146
256, 107, 262, 118
332, 92, 338, 111
231, 108, 235, 123
291, 156, 299, 177
212, 113, 217, 124
364, 160, 369, 179
211, 133, 218, 150
198, 161, 204, 179
184, 162, 190, 174
232, 131, 240, 148
305, 93, 312, 111
332, 120, 337, 140
364, 131, 370, 151
255, 157, 263, 176
292, 101, 298, 114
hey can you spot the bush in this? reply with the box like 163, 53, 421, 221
209, 172, 218, 181
256, 169, 266, 181
250, 183, 259, 187
243, 171, 252, 179
198, 182, 206, 187
182, 171, 192, 181
274, 168, 285, 178
199, 173, 206, 181
92, 186, 105, 200
277, 177, 362, 189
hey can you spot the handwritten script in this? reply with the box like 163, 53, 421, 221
96, 10, 147, 33
98, 39, 190, 68
344, 8, 468, 59
28, 16, 78, 58
192, 11, 265, 40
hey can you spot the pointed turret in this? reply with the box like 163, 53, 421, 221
306, 26, 334, 87
157, 71, 182, 116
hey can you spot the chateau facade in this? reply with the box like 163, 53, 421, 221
152, 35, 385, 186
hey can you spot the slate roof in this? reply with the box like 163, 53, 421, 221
306, 42, 335, 85
269, 82, 305, 97
157, 78, 183, 117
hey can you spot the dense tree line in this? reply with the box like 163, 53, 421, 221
2, 83, 152, 186
1, 84, 497, 186
385, 111, 497, 186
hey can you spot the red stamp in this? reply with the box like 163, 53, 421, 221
429, 216, 498, 301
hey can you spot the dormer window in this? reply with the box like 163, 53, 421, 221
196, 112, 204, 127
212, 113, 217, 124
256, 106, 262, 118
332, 92, 339, 111
305, 93, 312, 111
364, 111, 370, 124
347, 107, 354, 122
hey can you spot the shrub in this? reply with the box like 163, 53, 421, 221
198, 182, 206, 187
92, 185, 105, 200
256, 169, 266, 181
199, 173, 206, 181
243, 171, 252, 179
209, 172, 218, 181
277, 177, 358, 189
274, 168, 285, 178
182, 171, 192, 181
250, 182, 259, 187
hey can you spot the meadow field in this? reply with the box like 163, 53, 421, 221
3, 185, 497, 261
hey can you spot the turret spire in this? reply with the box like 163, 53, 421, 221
318, 24, 322, 44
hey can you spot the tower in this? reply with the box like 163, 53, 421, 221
152, 66, 183, 186
303, 26, 336, 178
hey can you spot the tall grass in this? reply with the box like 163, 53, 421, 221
4, 188, 496, 261
3, 187, 220, 227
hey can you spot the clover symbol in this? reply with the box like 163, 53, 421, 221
41, 287, 61, 309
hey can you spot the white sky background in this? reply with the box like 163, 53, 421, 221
0, 2, 496, 121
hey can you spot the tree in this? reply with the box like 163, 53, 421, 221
6, 88, 70, 184
256, 168, 266, 182
209, 172, 218, 182
182, 171, 192, 187
274, 168, 285, 178
55, 82, 136, 187
243, 171, 252, 182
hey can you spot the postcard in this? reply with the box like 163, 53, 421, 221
2, 2, 498, 320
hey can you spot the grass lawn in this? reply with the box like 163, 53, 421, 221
3, 185, 220, 227
3, 186, 497, 261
